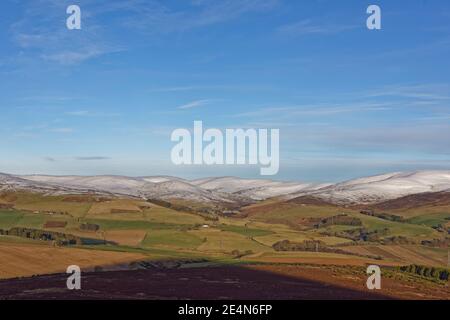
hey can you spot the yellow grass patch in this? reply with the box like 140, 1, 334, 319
87, 200, 145, 215
0, 243, 146, 279
103, 230, 147, 246
190, 228, 270, 254
343, 245, 448, 267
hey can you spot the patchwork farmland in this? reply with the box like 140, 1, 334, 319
0, 172, 449, 299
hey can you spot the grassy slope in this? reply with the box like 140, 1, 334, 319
0, 192, 448, 276
243, 200, 441, 241
407, 212, 450, 227
349, 213, 439, 239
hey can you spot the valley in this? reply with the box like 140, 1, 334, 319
0, 171, 449, 299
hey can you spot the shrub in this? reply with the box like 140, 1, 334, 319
399, 264, 449, 281
80, 223, 100, 232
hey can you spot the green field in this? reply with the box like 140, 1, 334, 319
348, 212, 439, 240
407, 212, 450, 228
0, 210, 24, 229
0, 192, 448, 269
141, 230, 203, 250
83, 218, 184, 231
218, 224, 273, 237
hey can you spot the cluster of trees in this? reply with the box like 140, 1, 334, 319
444, 218, 450, 234
315, 214, 362, 228
273, 239, 327, 252
44, 221, 67, 228
399, 265, 449, 281
321, 227, 389, 242
231, 249, 254, 258
431, 224, 450, 234
80, 223, 100, 231
1, 226, 110, 246
381, 236, 415, 245
360, 210, 404, 222
421, 238, 450, 248
26, 210, 70, 216
62, 195, 111, 203
272, 239, 381, 259
4, 227, 82, 246
178, 224, 214, 232
136, 258, 210, 269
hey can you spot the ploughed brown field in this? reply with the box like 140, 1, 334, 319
0, 264, 449, 300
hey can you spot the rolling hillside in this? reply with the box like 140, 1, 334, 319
3, 170, 449, 207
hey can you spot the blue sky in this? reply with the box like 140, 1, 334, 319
1, 0, 450, 182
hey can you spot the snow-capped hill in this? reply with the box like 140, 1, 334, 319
244, 182, 331, 200
141, 176, 188, 184
5, 170, 450, 205
333, 172, 402, 187
191, 177, 275, 193
21, 175, 149, 196
140, 180, 234, 203
192, 176, 330, 200
17, 174, 237, 203
0, 173, 87, 195
0, 173, 37, 190
309, 170, 450, 204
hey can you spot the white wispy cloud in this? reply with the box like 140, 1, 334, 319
10, 0, 123, 66
41, 46, 123, 65
234, 103, 391, 119
114, 0, 279, 33
176, 99, 213, 110
48, 128, 74, 134
19, 95, 77, 103
149, 84, 271, 93
65, 110, 121, 117
8, 0, 276, 67
281, 122, 450, 155
75, 156, 111, 161
233, 83, 450, 123
276, 19, 357, 37
149, 85, 229, 92
65, 111, 90, 116
150, 86, 203, 93
365, 84, 450, 101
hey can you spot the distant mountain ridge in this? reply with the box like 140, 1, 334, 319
299, 171, 450, 205
0, 170, 449, 206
